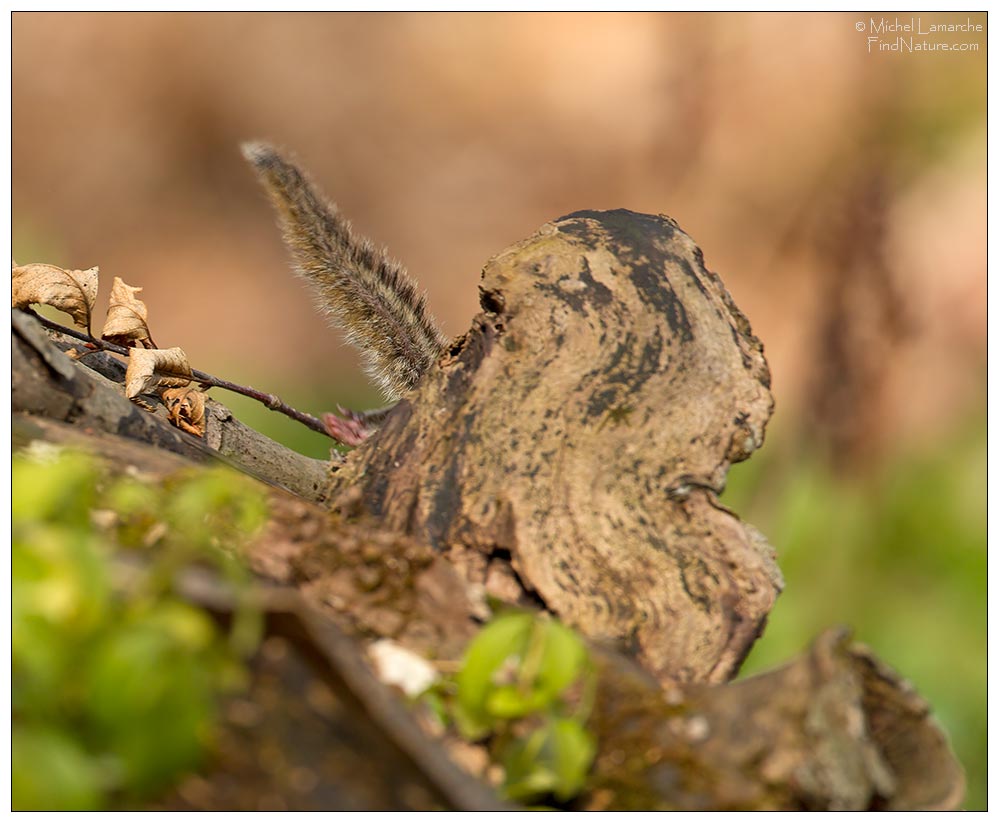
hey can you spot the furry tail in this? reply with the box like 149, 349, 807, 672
242, 141, 447, 401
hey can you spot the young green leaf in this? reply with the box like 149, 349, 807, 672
501, 717, 596, 803
455, 611, 534, 735
12, 727, 104, 811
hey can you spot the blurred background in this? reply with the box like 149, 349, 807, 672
13, 12, 986, 808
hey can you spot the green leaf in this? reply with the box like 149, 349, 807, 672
501, 718, 596, 803
12, 525, 110, 632
455, 611, 533, 733
501, 725, 557, 800
164, 467, 268, 552
12, 726, 104, 811
83, 616, 218, 794
546, 718, 597, 801
12, 450, 101, 526
10, 450, 264, 806
455, 612, 591, 735
533, 620, 588, 702
485, 683, 550, 719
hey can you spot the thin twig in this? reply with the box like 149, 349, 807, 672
29, 311, 332, 439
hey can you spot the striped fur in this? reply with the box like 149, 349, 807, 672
242, 142, 448, 401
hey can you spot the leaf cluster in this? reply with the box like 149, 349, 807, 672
12, 450, 267, 810
427, 612, 597, 806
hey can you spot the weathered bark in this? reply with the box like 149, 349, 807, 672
237, 482, 964, 811
329, 210, 781, 685
584, 628, 964, 811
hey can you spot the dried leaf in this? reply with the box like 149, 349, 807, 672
124, 346, 193, 399
65, 348, 82, 359
101, 277, 152, 347
161, 386, 207, 437
12, 263, 99, 329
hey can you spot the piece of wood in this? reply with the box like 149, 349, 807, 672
329, 210, 782, 684
584, 627, 964, 811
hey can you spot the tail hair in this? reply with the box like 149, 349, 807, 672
242, 141, 448, 401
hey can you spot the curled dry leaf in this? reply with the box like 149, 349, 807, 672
101, 276, 153, 348
124, 346, 193, 399
161, 385, 207, 437
12, 263, 99, 329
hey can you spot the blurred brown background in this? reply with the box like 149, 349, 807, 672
13, 12, 985, 454
12, 11, 987, 807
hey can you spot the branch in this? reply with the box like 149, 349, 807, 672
12, 309, 332, 502
27, 309, 332, 439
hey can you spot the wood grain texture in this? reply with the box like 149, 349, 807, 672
330, 210, 782, 684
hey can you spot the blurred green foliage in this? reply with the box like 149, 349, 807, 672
12, 450, 268, 810
428, 611, 596, 806
725, 414, 986, 810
